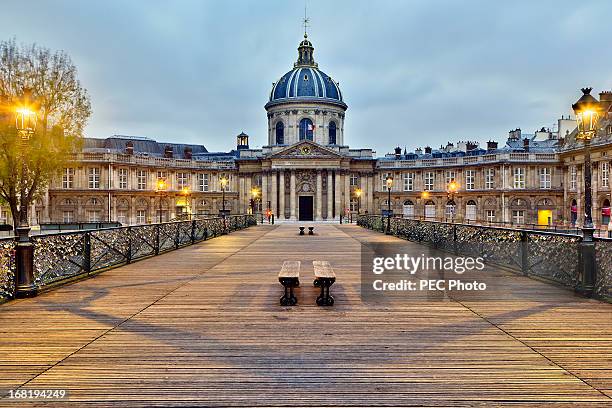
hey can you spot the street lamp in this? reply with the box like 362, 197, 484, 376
385, 175, 393, 234
250, 187, 260, 215
572, 87, 602, 295
219, 176, 229, 216
354, 188, 362, 215
180, 186, 191, 219
13, 99, 38, 297
572, 88, 602, 231
446, 178, 459, 223
156, 177, 167, 223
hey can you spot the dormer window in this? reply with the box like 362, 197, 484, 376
304, 74, 308, 81
607, 125, 612, 135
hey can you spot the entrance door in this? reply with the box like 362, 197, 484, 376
299, 196, 314, 221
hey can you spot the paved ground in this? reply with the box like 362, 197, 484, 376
0, 224, 611, 407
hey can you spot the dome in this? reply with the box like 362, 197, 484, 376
266, 34, 346, 109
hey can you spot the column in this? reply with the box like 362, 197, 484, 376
245, 176, 252, 215
239, 175, 245, 213
367, 174, 374, 214
334, 171, 342, 220
327, 170, 333, 220
279, 171, 286, 220
316, 171, 322, 221
271, 170, 278, 217
261, 171, 268, 214
290, 170, 296, 220
344, 172, 351, 216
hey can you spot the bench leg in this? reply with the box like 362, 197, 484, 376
280, 277, 298, 306
316, 278, 335, 306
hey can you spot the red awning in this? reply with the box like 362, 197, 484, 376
603, 207, 611, 216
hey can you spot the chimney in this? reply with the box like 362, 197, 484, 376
509, 128, 522, 140
237, 132, 249, 150
125, 141, 134, 155
599, 91, 612, 115
466, 141, 478, 151
164, 145, 173, 158
487, 140, 498, 151
523, 138, 530, 152
184, 146, 192, 160
424, 146, 432, 154
394, 146, 402, 159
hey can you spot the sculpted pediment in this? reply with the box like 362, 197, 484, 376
268, 141, 343, 160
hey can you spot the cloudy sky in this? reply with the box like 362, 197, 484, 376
3, 0, 612, 155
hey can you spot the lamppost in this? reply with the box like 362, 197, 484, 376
572, 87, 602, 295
13, 97, 37, 298
385, 175, 393, 234
180, 186, 191, 219
250, 187, 260, 215
421, 191, 430, 220
219, 176, 228, 217
447, 178, 459, 223
355, 188, 362, 215
156, 177, 167, 223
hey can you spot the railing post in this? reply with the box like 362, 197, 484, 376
126, 226, 132, 264
155, 224, 160, 255
83, 232, 91, 274
520, 230, 529, 275
578, 228, 596, 296
453, 224, 458, 255
175, 223, 180, 249
14, 229, 36, 298
191, 219, 196, 244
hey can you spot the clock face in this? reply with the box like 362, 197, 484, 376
300, 146, 311, 155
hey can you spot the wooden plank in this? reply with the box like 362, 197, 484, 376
0, 224, 610, 406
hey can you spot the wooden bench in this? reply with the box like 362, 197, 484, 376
299, 226, 305, 235
308, 226, 314, 235
313, 261, 336, 306
278, 261, 300, 306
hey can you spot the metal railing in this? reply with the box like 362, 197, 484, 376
0, 215, 256, 303
357, 214, 611, 301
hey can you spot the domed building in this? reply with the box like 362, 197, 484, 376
265, 34, 347, 147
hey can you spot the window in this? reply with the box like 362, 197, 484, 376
381, 172, 392, 191
485, 168, 495, 189
424, 200, 436, 219
349, 198, 358, 212
424, 171, 434, 191
445, 170, 456, 185
403, 200, 414, 217
486, 209, 496, 223
136, 210, 146, 224
117, 210, 128, 225
512, 210, 525, 224
602, 162, 609, 188
608, 125, 612, 135
299, 118, 314, 141
445, 201, 456, 219
465, 169, 475, 190
88, 167, 100, 189
157, 170, 167, 179
539, 167, 551, 189
119, 168, 128, 189
350, 174, 358, 187
62, 211, 73, 223
465, 200, 477, 221
87, 210, 101, 222
570, 165, 577, 190
275, 122, 284, 145
198, 173, 209, 192
62, 168, 74, 189
403, 173, 414, 191
328, 121, 337, 145
0, 207, 7, 224
513, 167, 525, 189
177, 172, 188, 189
137, 170, 147, 190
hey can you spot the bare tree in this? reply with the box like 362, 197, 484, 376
0, 38, 91, 229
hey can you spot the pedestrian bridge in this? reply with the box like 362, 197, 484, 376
1, 224, 611, 406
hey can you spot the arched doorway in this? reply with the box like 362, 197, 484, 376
424, 200, 436, 220
465, 200, 477, 222
403, 200, 414, 218
445, 200, 456, 220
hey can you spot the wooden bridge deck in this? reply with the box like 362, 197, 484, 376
0, 224, 611, 407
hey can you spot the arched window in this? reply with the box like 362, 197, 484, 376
299, 118, 314, 141
446, 200, 456, 219
466, 200, 477, 221
425, 200, 436, 219
275, 122, 284, 145
403, 200, 414, 217
328, 121, 337, 145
